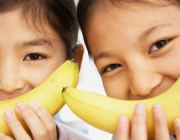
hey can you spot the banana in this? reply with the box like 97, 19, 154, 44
62, 77, 180, 138
0, 59, 79, 136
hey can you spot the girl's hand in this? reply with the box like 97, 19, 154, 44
115, 103, 175, 140
0, 101, 57, 140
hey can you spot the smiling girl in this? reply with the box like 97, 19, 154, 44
77, 0, 180, 139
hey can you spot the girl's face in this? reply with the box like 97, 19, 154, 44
87, 2, 180, 100
0, 9, 67, 100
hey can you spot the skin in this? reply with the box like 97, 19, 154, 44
0, 8, 83, 140
87, 1, 180, 140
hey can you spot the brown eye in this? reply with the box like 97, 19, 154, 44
24, 53, 45, 61
103, 64, 121, 73
150, 39, 169, 53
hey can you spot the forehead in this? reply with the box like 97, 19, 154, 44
0, 8, 61, 45
88, 1, 177, 31
87, 1, 180, 57
2, 7, 53, 38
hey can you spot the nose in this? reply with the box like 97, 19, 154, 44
128, 60, 162, 97
0, 62, 24, 94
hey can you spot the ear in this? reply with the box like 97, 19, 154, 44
74, 44, 84, 69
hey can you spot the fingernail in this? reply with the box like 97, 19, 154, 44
174, 118, 180, 130
29, 101, 39, 109
135, 102, 145, 113
152, 105, 162, 118
118, 115, 128, 127
4, 109, 15, 120
152, 104, 161, 111
16, 102, 26, 110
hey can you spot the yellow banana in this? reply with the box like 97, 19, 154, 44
0, 60, 79, 136
63, 77, 180, 138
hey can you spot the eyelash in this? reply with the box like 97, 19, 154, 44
23, 53, 46, 61
149, 39, 170, 53
102, 64, 121, 74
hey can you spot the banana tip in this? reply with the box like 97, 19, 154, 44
70, 59, 76, 63
62, 87, 68, 93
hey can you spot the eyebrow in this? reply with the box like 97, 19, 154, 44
16, 38, 52, 49
94, 51, 112, 63
139, 23, 172, 40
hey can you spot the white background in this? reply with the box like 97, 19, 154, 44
54, 1, 114, 139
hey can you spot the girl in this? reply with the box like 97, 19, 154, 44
0, 0, 89, 140
77, 0, 180, 139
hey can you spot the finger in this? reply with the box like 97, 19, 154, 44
174, 119, 180, 140
29, 101, 57, 140
0, 133, 14, 140
131, 102, 147, 140
152, 104, 170, 140
15, 102, 48, 140
4, 109, 31, 140
115, 115, 130, 140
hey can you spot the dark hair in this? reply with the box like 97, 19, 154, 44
77, 0, 99, 56
0, 0, 79, 59
77, 0, 178, 56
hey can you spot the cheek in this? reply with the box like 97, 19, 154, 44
102, 78, 129, 100
160, 50, 180, 78
26, 65, 60, 88
27, 71, 51, 88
